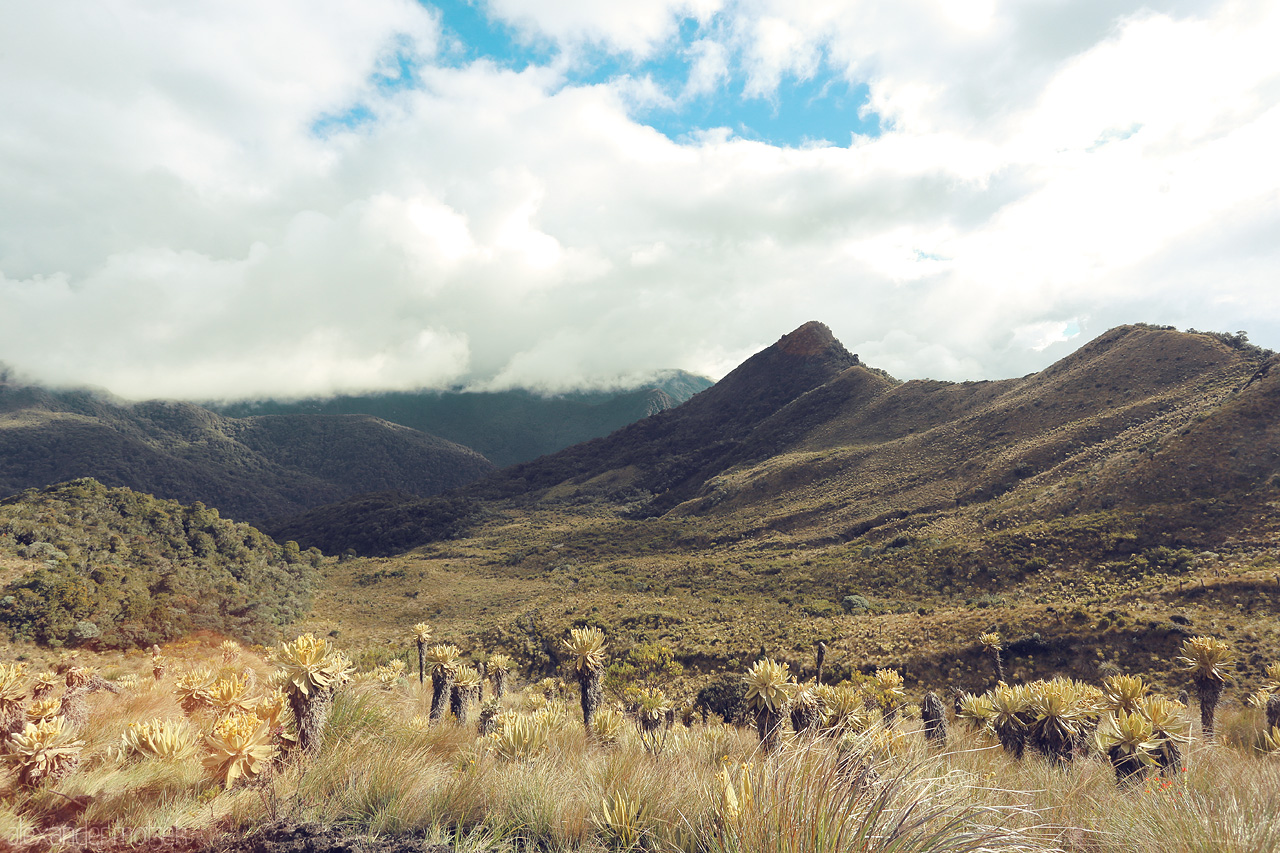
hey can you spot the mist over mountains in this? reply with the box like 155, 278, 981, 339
2, 318, 1279, 689
258, 321, 1280, 568
0, 369, 712, 524
208, 370, 713, 469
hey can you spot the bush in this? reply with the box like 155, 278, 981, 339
696, 674, 748, 724
841, 595, 871, 614
801, 601, 840, 618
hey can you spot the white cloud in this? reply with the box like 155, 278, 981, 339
682, 39, 732, 99
1, 0, 1279, 402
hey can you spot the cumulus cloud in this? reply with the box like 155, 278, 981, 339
1, 0, 1278, 401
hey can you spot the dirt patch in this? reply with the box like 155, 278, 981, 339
0, 824, 465, 853
205, 823, 459, 853
0, 828, 213, 853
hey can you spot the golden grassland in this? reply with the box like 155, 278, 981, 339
5, 636, 1280, 852
285, 485, 1280, 710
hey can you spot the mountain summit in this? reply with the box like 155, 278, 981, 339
475, 321, 866, 513
677, 321, 859, 436
464, 322, 1278, 541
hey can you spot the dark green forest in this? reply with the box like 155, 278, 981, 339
0, 479, 316, 649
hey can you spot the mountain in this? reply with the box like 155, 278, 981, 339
0, 379, 496, 523
471, 322, 868, 512
268, 321, 1280, 694
460, 322, 1278, 548
208, 369, 715, 468
7, 321, 1280, 700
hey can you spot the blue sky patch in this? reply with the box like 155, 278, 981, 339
389, 0, 884, 148
312, 103, 377, 137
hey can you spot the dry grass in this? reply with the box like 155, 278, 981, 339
7, 637, 1280, 853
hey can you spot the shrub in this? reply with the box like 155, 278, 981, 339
841, 595, 871, 614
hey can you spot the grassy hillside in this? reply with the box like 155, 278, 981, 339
281, 324, 1280, 709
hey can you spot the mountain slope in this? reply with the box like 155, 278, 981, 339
0, 478, 315, 648
210, 370, 714, 468
678, 324, 1276, 546
186, 321, 1280, 711
458, 323, 1273, 550
0, 381, 495, 522
473, 322, 864, 512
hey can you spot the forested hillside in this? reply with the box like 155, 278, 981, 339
0, 378, 495, 522
0, 479, 316, 648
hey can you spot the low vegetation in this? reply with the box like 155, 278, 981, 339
3, 629, 1280, 852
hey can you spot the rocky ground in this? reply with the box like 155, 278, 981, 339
1, 824, 459, 853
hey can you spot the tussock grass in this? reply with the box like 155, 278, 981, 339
10, 638, 1280, 853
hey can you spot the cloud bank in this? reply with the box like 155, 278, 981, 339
1, 0, 1278, 400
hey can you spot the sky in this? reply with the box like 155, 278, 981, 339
1, 0, 1278, 400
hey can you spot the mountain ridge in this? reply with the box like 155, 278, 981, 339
0, 379, 496, 523
208, 369, 714, 468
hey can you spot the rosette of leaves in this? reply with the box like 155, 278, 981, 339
956, 692, 996, 732
988, 683, 1032, 759
62, 665, 97, 689
591, 706, 626, 748
743, 658, 794, 752
362, 659, 407, 689
817, 684, 872, 736
564, 627, 607, 733
1140, 696, 1189, 775
634, 687, 672, 755
273, 633, 353, 753
595, 790, 649, 851
411, 622, 432, 684
254, 689, 297, 750
425, 644, 461, 724
788, 682, 822, 735
0, 662, 29, 740
1095, 709, 1161, 785
220, 640, 241, 664
979, 632, 1004, 683
1100, 674, 1150, 715
487, 712, 551, 762
1176, 635, 1232, 739
174, 668, 217, 716
872, 668, 906, 724
451, 664, 483, 724
25, 698, 61, 725
487, 654, 513, 698
203, 711, 277, 789
7, 716, 84, 787
1027, 679, 1095, 764
120, 719, 197, 761
31, 670, 60, 700
151, 647, 167, 682
207, 673, 255, 721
